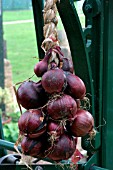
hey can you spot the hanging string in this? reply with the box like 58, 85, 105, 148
41, 0, 60, 52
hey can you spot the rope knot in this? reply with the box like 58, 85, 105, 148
42, 0, 60, 52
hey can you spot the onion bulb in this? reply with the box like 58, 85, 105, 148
42, 68, 65, 94
48, 133, 77, 161
67, 109, 94, 137
18, 109, 47, 138
65, 72, 86, 99
47, 94, 77, 120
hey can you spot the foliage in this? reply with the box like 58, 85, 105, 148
3, 111, 20, 143
0, 87, 10, 104
3, 120, 19, 143
0, 87, 16, 112
0, 87, 15, 117
0, 87, 20, 143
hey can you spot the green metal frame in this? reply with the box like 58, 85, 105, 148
31, 0, 45, 59
101, 0, 113, 169
0, 0, 113, 169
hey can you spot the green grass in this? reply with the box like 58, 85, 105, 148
3, 22, 39, 84
3, 9, 84, 84
3, 10, 64, 84
3, 10, 33, 22
3, 10, 40, 84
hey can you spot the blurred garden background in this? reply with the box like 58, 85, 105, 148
0, 0, 85, 143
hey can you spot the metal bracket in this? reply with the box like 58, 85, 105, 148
90, 166, 109, 170
83, 0, 101, 18
79, 151, 108, 170
82, 0, 102, 53
83, 25, 92, 52
79, 152, 98, 170
0, 154, 20, 164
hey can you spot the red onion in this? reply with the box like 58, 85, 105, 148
76, 99, 81, 109
47, 120, 65, 137
42, 68, 65, 94
47, 94, 77, 120
48, 133, 77, 161
17, 80, 48, 109
62, 58, 74, 73
65, 72, 86, 99
21, 136, 45, 157
67, 109, 94, 137
34, 45, 65, 78
34, 60, 48, 77
18, 109, 47, 138
50, 45, 64, 62
50, 61, 57, 69
34, 50, 51, 77
66, 109, 77, 122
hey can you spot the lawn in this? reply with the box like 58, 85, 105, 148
3, 10, 33, 22
3, 10, 64, 84
3, 10, 39, 84
3, 8, 84, 84
3, 23, 39, 84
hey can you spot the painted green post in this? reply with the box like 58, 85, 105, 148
32, 0, 45, 59
101, 0, 113, 169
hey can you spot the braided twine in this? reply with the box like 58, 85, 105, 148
41, 0, 60, 52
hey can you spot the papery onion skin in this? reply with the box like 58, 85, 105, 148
34, 49, 52, 77
76, 99, 81, 109
34, 59, 48, 77
47, 94, 77, 120
62, 58, 74, 73
68, 109, 94, 137
47, 120, 65, 137
17, 80, 48, 110
42, 68, 65, 94
18, 109, 47, 138
67, 109, 77, 122
48, 133, 77, 161
50, 61, 57, 69
21, 136, 44, 157
65, 72, 86, 99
